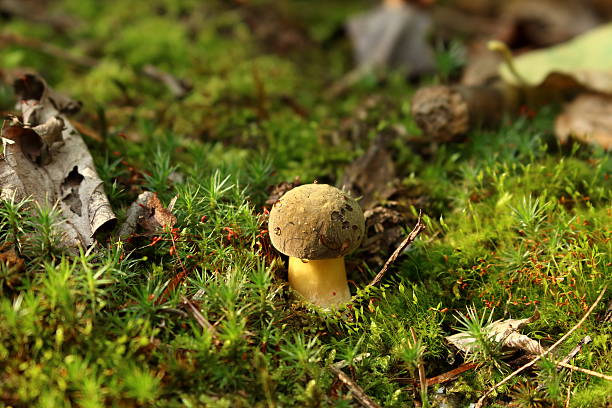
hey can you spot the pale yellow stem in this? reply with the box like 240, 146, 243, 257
288, 257, 351, 308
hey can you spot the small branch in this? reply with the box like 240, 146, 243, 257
142, 65, 192, 99
553, 361, 612, 381
329, 365, 381, 408
181, 296, 218, 339
425, 363, 478, 386
560, 335, 592, 366
368, 212, 425, 287
536, 335, 592, 392
475, 285, 607, 408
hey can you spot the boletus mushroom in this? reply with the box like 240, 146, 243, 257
268, 184, 365, 308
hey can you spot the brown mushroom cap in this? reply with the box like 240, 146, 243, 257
268, 184, 365, 260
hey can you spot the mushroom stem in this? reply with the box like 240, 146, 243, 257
288, 257, 351, 308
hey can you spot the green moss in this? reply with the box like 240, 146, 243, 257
1, 0, 610, 406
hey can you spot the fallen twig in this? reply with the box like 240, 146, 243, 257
536, 335, 592, 393
560, 335, 592, 365
329, 365, 381, 408
368, 212, 425, 287
475, 285, 608, 408
142, 64, 192, 99
425, 363, 478, 387
181, 296, 218, 339
553, 361, 612, 381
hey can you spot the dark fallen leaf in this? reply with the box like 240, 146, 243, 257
502, 0, 600, 49
346, 2, 435, 77
340, 134, 398, 210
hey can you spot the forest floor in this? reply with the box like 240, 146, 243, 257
0, 1, 610, 407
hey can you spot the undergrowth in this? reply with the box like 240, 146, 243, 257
0, 0, 610, 407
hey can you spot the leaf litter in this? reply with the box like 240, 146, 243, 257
0, 72, 115, 250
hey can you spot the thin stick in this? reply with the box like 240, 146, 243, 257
368, 213, 426, 287
425, 363, 478, 386
329, 365, 381, 408
142, 64, 192, 99
411, 327, 428, 407
475, 285, 607, 408
181, 296, 218, 339
560, 335, 592, 365
554, 361, 612, 381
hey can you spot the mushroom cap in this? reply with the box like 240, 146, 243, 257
268, 184, 365, 260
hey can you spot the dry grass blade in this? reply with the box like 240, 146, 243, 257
410, 327, 428, 406
475, 285, 608, 408
329, 365, 381, 408
368, 212, 425, 287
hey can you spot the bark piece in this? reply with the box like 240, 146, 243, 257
411, 84, 509, 141
555, 93, 612, 151
0, 73, 115, 249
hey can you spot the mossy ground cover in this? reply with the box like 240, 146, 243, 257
0, 1, 610, 407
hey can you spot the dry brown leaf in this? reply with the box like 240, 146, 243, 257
0, 244, 24, 274
446, 313, 544, 356
0, 72, 115, 249
118, 192, 177, 238
140, 193, 177, 232
340, 135, 398, 211
461, 43, 503, 86
555, 94, 612, 150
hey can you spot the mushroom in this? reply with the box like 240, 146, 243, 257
268, 184, 365, 308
